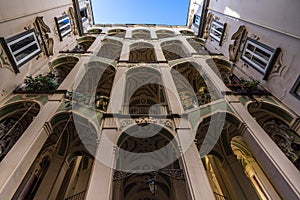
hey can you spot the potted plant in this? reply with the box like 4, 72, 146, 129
18, 72, 58, 94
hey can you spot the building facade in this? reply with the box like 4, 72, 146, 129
0, 0, 299, 200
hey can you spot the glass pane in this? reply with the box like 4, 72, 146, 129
14, 43, 38, 62
10, 35, 35, 52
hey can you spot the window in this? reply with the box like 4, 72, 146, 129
290, 76, 300, 100
54, 15, 71, 41
209, 20, 227, 46
0, 29, 41, 69
80, 7, 88, 22
241, 38, 280, 79
193, 15, 201, 26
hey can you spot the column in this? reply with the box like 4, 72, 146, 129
160, 66, 184, 115
227, 95, 300, 199
153, 40, 166, 62
177, 128, 215, 200
85, 129, 119, 200
107, 67, 127, 114
0, 101, 61, 199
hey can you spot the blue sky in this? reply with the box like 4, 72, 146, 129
91, 0, 190, 25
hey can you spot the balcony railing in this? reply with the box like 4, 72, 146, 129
214, 192, 227, 200
122, 105, 169, 115
65, 190, 86, 200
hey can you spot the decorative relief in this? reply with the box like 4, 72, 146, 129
263, 119, 300, 170
34, 16, 54, 56
68, 7, 78, 35
267, 52, 286, 80
0, 42, 15, 73
203, 13, 214, 40
229, 25, 247, 62
118, 117, 174, 130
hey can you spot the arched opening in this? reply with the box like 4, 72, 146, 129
0, 101, 40, 162
132, 29, 151, 40
197, 113, 280, 200
161, 40, 189, 61
206, 58, 236, 86
129, 42, 156, 63
76, 36, 96, 51
156, 30, 175, 39
186, 38, 207, 54
51, 56, 79, 85
75, 61, 116, 112
124, 67, 168, 115
86, 28, 102, 34
13, 112, 97, 200
180, 30, 194, 36
97, 39, 123, 60
248, 102, 300, 170
112, 124, 189, 200
108, 29, 126, 38
171, 62, 216, 109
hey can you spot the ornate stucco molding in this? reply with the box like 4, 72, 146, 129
228, 25, 247, 62
34, 16, 54, 56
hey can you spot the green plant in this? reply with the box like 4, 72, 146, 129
24, 72, 58, 93
239, 79, 260, 90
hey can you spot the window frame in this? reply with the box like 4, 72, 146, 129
54, 15, 72, 41
1, 29, 41, 70
209, 20, 227, 46
241, 37, 280, 80
290, 76, 300, 100
193, 14, 201, 26
80, 7, 88, 23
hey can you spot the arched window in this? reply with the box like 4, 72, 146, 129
171, 62, 216, 109
76, 36, 96, 51
132, 29, 151, 40
75, 61, 116, 112
13, 112, 97, 200
124, 67, 167, 115
0, 101, 40, 162
51, 56, 79, 85
97, 39, 123, 60
129, 42, 156, 63
180, 30, 194, 36
112, 124, 189, 200
156, 30, 175, 39
186, 37, 207, 54
248, 102, 300, 170
197, 113, 280, 200
161, 40, 189, 61
108, 29, 126, 38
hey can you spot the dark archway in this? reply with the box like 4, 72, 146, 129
13, 112, 97, 200
0, 101, 40, 162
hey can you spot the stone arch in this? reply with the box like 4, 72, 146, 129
0, 100, 40, 162
51, 56, 79, 85
129, 42, 156, 63
186, 37, 206, 54
112, 124, 189, 200
179, 30, 194, 36
197, 112, 279, 199
171, 62, 214, 109
97, 38, 123, 60
75, 61, 117, 111
13, 111, 97, 200
124, 67, 167, 115
247, 101, 300, 170
206, 58, 234, 85
156, 29, 175, 39
132, 29, 151, 40
108, 29, 126, 38
161, 40, 189, 61
76, 35, 96, 51
86, 28, 102, 34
